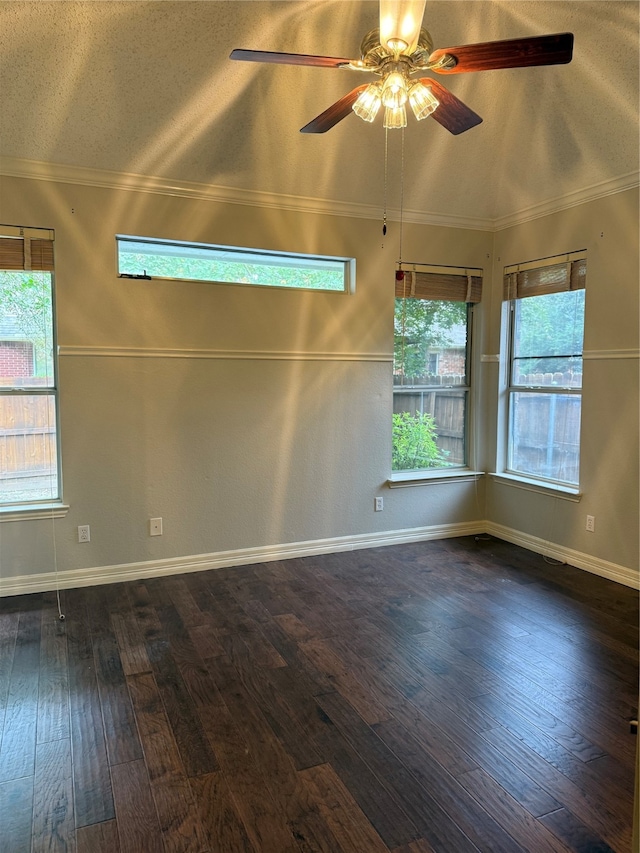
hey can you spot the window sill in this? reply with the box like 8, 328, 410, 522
0, 503, 70, 522
387, 470, 484, 489
489, 473, 581, 501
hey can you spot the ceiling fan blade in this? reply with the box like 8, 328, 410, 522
229, 49, 351, 68
300, 85, 369, 133
419, 79, 482, 135
429, 32, 574, 73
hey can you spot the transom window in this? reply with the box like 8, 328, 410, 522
117, 236, 354, 293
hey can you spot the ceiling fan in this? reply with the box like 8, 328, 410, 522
230, 0, 573, 135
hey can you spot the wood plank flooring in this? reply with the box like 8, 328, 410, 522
0, 536, 637, 852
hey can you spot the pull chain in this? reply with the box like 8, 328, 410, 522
398, 127, 407, 380
382, 127, 388, 243
398, 125, 405, 266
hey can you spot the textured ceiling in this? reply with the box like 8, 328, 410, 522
0, 1, 638, 225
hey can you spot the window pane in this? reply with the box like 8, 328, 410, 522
393, 298, 469, 471
508, 391, 581, 485
393, 389, 467, 470
118, 238, 349, 292
394, 298, 468, 383
512, 355, 583, 387
0, 394, 59, 503
512, 290, 584, 388
0, 272, 55, 387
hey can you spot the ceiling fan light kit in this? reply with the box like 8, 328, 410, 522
229, 2, 574, 135
408, 81, 439, 121
384, 104, 408, 129
352, 83, 383, 122
353, 74, 439, 128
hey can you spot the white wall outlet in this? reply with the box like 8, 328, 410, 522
150, 517, 163, 536
77, 525, 90, 543
586, 515, 595, 533
374, 496, 384, 512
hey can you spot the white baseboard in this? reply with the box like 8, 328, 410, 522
1, 520, 637, 597
485, 522, 640, 589
0, 521, 484, 597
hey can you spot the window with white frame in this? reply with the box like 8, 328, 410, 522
0, 226, 60, 506
117, 235, 354, 293
393, 265, 481, 471
503, 252, 586, 487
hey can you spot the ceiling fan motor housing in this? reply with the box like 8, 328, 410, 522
359, 27, 435, 69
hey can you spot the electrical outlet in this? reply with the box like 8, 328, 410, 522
150, 517, 163, 536
78, 525, 90, 543
586, 515, 595, 533
374, 496, 384, 512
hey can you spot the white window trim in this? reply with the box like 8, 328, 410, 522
489, 472, 581, 501
116, 235, 355, 294
388, 469, 484, 488
0, 502, 69, 522
393, 294, 479, 476
0, 228, 62, 511
497, 252, 586, 491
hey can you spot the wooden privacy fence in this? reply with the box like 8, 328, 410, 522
394, 372, 581, 478
393, 375, 466, 465
510, 392, 581, 483
0, 392, 57, 492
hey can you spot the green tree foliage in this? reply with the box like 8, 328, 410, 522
392, 411, 448, 470
0, 271, 53, 378
119, 249, 343, 291
514, 290, 585, 377
394, 297, 467, 377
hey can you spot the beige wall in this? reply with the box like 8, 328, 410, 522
0, 175, 491, 583
485, 188, 639, 578
0, 175, 637, 588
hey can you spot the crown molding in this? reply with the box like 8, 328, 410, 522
0, 156, 490, 231
492, 171, 640, 231
1, 157, 638, 234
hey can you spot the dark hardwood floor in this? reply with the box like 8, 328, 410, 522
0, 536, 637, 852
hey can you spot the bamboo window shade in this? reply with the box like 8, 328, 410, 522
395, 268, 482, 303
0, 228, 55, 272
503, 254, 586, 301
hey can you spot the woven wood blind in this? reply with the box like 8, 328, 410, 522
395, 269, 482, 303
503, 255, 586, 301
0, 230, 55, 271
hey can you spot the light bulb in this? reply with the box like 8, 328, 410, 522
352, 83, 382, 123
379, 0, 427, 55
408, 81, 439, 120
384, 105, 407, 129
381, 71, 408, 109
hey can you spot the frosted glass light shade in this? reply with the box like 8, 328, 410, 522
379, 0, 427, 54
408, 81, 439, 120
381, 71, 408, 109
353, 83, 382, 122
384, 105, 407, 129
